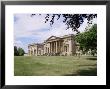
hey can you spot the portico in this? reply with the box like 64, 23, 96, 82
48, 40, 63, 53
43, 34, 75, 56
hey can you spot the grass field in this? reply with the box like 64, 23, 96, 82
14, 56, 97, 76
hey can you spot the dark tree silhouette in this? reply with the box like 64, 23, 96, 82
45, 14, 97, 33
14, 46, 18, 56
31, 14, 97, 33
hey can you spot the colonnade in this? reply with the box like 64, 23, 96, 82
45, 41, 63, 53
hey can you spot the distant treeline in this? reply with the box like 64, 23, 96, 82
14, 46, 25, 56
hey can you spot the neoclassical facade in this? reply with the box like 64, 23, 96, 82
28, 34, 78, 56
28, 43, 44, 56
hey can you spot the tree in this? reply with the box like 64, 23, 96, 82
14, 46, 25, 56
75, 24, 97, 55
31, 14, 97, 33
14, 46, 18, 56
17, 47, 25, 56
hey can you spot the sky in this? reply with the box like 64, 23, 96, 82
14, 14, 97, 53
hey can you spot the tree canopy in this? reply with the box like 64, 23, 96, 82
75, 24, 97, 55
18, 47, 25, 56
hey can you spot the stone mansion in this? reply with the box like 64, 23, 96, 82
28, 34, 79, 56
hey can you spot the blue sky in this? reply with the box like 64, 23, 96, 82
14, 14, 97, 53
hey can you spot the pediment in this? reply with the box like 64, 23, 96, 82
47, 36, 56, 40
50, 36, 57, 39
46, 36, 60, 41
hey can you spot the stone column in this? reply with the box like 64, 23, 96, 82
58, 41, 60, 52
54, 42, 56, 53
46, 47, 47, 53
56, 41, 57, 53
30, 48, 32, 56
54, 42, 55, 53
51, 42, 52, 53
53, 42, 55, 52
34, 48, 36, 55
57, 41, 59, 52
49, 43, 50, 53
33, 47, 34, 55
60, 41, 62, 52
55, 42, 56, 53
51, 42, 53, 53
50, 43, 51, 53
37, 46, 38, 55
55, 41, 56, 53
69, 39, 72, 55
62, 41, 64, 52
52, 42, 54, 52
61, 42, 63, 52
28, 49, 30, 55
59, 41, 60, 52
43, 45, 45, 54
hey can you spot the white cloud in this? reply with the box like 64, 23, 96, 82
14, 14, 50, 39
14, 40, 23, 47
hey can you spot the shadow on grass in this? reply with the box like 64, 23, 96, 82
64, 67, 97, 76
78, 64, 96, 67
86, 57, 97, 60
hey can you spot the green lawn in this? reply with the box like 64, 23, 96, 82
14, 56, 97, 76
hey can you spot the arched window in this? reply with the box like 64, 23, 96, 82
34, 49, 36, 55
48, 48, 49, 53
46, 47, 47, 53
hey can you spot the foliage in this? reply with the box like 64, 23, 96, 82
31, 14, 97, 33
14, 46, 25, 56
14, 46, 18, 56
18, 47, 25, 56
75, 24, 97, 54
